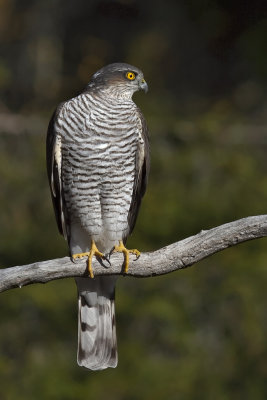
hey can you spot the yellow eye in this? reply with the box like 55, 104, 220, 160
126, 71, 136, 80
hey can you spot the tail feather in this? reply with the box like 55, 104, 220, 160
75, 276, 118, 370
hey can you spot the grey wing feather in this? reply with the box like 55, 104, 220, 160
127, 109, 150, 237
46, 103, 69, 240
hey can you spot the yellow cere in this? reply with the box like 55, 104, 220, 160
126, 71, 136, 80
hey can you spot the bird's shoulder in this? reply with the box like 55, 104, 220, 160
48, 93, 93, 138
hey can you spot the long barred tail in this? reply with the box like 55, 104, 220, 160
75, 276, 118, 370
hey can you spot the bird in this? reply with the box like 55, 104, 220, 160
46, 63, 150, 370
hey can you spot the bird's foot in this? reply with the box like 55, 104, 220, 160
112, 240, 140, 273
72, 240, 104, 278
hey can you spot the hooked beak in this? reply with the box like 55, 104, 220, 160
139, 78, 148, 93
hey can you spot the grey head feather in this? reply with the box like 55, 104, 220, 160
85, 62, 148, 95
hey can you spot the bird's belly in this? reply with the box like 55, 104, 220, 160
63, 140, 136, 252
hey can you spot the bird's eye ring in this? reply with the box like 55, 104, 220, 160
126, 71, 136, 80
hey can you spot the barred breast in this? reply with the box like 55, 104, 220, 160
55, 91, 140, 253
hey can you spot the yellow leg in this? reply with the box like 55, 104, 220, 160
113, 240, 141, 273
72, 240, 104, 278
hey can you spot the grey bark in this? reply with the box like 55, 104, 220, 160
1, 215, 267, 294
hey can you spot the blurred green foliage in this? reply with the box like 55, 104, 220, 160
1, 0, 267, 399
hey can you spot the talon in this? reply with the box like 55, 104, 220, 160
72, 240, 104, 278
104, 254, 112, 266
113, 240, 141, 274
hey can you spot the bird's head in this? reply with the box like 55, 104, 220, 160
87, 63, 148, 100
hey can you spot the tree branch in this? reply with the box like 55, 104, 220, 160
1, 215, 267, 294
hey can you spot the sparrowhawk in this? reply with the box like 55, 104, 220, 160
46, 63, 149, 370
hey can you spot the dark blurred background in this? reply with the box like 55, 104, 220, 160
1, 1, 267, 399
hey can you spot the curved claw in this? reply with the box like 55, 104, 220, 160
113, 240, 141, 273
72, 240, 104, 278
